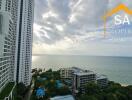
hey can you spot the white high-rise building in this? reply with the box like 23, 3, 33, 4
16, 0, 34, 86
0, 0, 17, 93
0, 0, 34, 98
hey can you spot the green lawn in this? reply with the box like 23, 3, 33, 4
0, 82, 15, 100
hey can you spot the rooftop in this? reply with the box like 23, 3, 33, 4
74, 71, 95, 76
60, 67, 84, 72
50, 95, 75, 100
72, 67, 85, 73
60, 67, 95, 76
96, 74, 108, 80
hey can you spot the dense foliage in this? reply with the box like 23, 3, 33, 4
14, 83, 30, 100
31, 69, 71, 100
77, 81, 132, 100
31, 69, 132, 100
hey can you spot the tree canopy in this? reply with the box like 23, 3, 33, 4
78, 81, 132, 100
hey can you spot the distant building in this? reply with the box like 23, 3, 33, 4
50, 95, 75, 100
73, 70, 96, 93
60, 68, 73, 79
60, 67, 108, 93
60, 67, 85, 79
96, 74, 108, 88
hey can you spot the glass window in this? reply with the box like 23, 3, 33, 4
0, 14, 3, 34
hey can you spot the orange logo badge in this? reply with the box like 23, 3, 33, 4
103, 4, 132, 37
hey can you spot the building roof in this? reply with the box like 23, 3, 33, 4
50, 95, 74, 100
96, 74, 107, 80
60, 66, 95, 76
74, 71, 95, 76
72, 67, 84, 73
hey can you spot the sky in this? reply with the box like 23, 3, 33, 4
33, 0, 132, 56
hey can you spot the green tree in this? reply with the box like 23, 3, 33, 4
85, 82, 101, 95
14, 83, 29, 100
115, 91, 128, 100
57, 86, 71, 95
16, 83, 27, 96
46, 69, 52, 72
79, 95, 98, 100
105, 93, 118, 100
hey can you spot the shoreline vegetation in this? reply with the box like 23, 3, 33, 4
30, 68, 132, 100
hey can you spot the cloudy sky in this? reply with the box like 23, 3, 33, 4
33, 0, 132, 56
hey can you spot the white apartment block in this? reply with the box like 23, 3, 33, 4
16, 0, 34, 86
0, 0, 34, 96
0, 0, 17, 93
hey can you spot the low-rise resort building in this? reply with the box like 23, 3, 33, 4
60, 67, 108, 93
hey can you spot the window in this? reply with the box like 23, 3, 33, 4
0, 0, 2, 9
0, 14, 3, 34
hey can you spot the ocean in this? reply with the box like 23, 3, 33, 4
32, 55, 132, 85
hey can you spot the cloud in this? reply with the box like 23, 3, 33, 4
34, 0, 48, 24
48, 0, 70, 21
69, 0, 108, 27
33, 0, 132, 56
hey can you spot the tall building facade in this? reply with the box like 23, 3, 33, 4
16, 0, 34, 86
0, 0, 34, 95
0, 0, 17, 93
